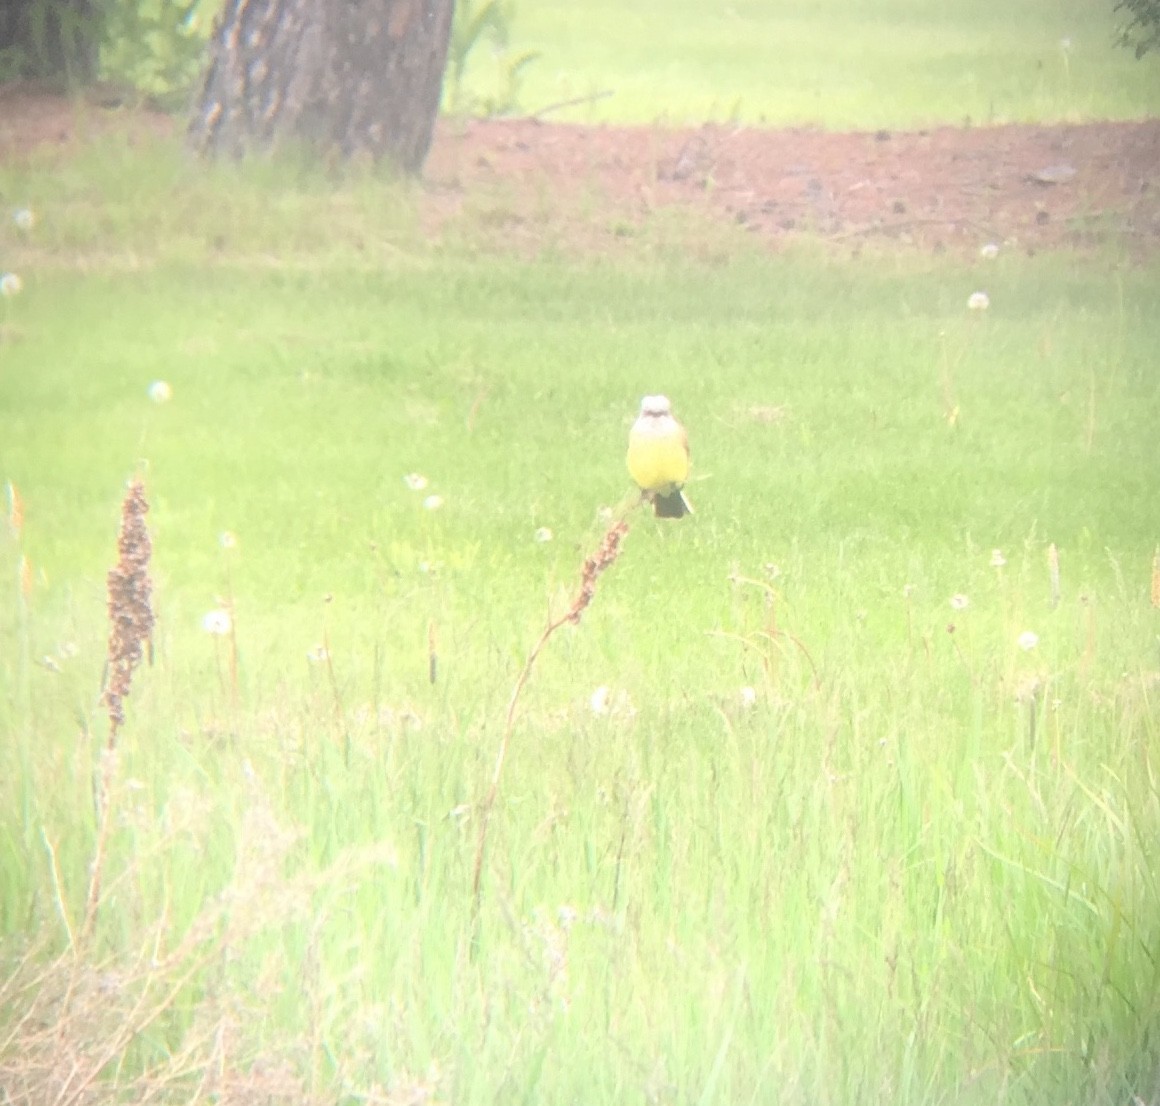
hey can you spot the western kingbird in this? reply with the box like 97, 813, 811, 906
627, 394, 692, 518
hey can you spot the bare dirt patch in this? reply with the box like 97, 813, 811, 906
3, 84, 1158, 257
427, 116, 1160, 257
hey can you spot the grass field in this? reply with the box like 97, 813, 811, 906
1, 5, 1160, 1101
460, 0, 1160, 126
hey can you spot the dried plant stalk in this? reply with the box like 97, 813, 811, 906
471, 519, 629, 937
6, 479, 23, 538
85, 480, 155, 943
102, 480, 155, 746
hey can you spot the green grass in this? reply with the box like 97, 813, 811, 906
461, 0, 1160, 126
4, 0, 1160, 1073
1, 137, 1159, 1103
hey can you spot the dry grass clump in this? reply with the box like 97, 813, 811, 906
1, 804, 318, 1105
0, 765, 402, 1105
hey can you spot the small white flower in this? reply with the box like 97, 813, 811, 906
590, 686, 610, 715
557, 904, 578, 929
979, 242, 999, 260
1017, 630, 1039, 651
403, 472, 428, 491
148, 380, 172, 403
12, 208, 34, 231
739, 686, 757, 708
950, 594, 970, 611
968, 291, 990, 311
534, 527, 553, 543
202, 609, 232, 635
422, 494, 444, 511
990, 549, 1006, 568
218, 531, 237, 549
0, 272, 23, 296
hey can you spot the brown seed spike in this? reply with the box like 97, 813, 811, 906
102, 481, 155, 746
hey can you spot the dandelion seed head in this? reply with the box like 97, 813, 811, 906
0, 272, 23, 296
1018, 630, 1039, 651
967, 291, 990, 311
590, 686, 610, 716
422, 494, 444, 511
403, 472, 428, 491
979, 242, 999, 260
12, 208, 34, 231
990, 549, 1006, 568
202, 609, 232, 636
950, 593, 970, 611
306, 644, 329, 663
534, 527, 553, 543
148, 380, 172, 404
902, 583, 915, 598
740, 686, 757, 708
557, 904, 578, 929
218, 531, 237, 549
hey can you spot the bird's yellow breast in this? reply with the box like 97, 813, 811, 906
627, 428, 689, 493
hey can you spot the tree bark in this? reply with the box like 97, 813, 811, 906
187, 0, 454, 175
0, 0, 100, 85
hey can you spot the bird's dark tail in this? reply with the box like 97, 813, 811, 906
654, 489, 692, 519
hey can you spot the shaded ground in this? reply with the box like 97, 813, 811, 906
3, 84, 1158, 256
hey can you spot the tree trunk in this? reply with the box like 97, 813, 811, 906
187, 0, 454, 175
0, 0, 100, 85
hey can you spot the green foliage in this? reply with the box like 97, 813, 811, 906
97, 0, 209, 108
1115, 0, 1160, 57
446, 0, 541, 115
0, 0, 210, 104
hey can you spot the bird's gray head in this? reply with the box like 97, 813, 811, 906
639, 395, 672, 417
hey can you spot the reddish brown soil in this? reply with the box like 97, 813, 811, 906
3, 84, 1158, 256
427, 116, 1160, 256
